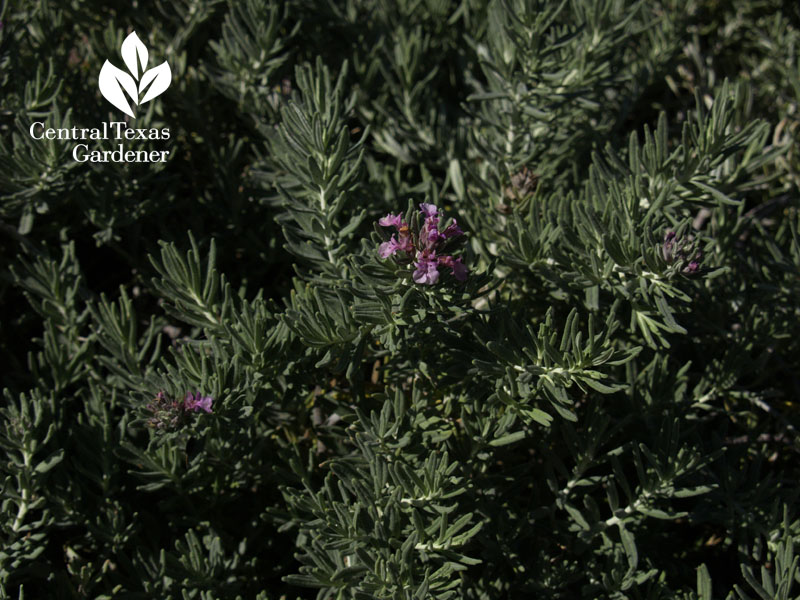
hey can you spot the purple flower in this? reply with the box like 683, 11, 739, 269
439, 255, 468, 281
419, 225, 443, 250
419, 203, 438, 218
442, 219, 463, 238
379, 232, 414, 257
452, 260, 467, 281
379, 236, 401, 258
413, 251, 440, 285
184, 392, 213, 414
418, 207, 444, 251
378, 213, 415, 257
379, 213, 404, 228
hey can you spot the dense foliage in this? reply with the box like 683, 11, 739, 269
2, 0, 800, 598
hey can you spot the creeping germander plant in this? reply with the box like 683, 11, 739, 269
1, 1, 799, 599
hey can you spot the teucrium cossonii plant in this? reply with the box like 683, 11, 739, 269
1, 0, 799, 598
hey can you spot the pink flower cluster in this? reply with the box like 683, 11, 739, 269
378, 203, 467, 285
183, 391, 213, 413
663, 231, 702, 274
146, 390, 213, 430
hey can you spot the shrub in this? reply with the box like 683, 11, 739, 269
1, 1, 799, 598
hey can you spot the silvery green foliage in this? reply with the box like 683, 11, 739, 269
1, 0, 800, 598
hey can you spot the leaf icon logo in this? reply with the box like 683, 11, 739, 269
99, 32, 171, 118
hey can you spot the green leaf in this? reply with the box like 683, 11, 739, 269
448, 159, 465, 201
489, 430, 527, 447
619, 527, 638, 570
697, 564, 712, 600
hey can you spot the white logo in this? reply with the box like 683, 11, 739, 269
99, 32, 171, 118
